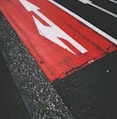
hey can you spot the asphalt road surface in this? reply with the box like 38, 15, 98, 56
0, 12, 73, 119
54, 0, 117, 39
0, 0, 117, 119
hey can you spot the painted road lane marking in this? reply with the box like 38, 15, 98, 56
49, 0, 117, 45
77, 0, 117, 18
0, 0, 116, 82
109, 0, 117, 4
19, 0, 88, 55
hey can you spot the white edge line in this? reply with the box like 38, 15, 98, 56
48, 0, 117, 45
109, 0, 117, 4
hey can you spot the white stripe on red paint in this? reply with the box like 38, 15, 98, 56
19, 0, 88, 55
48, 0, 117, 45
0, 0, 116, 82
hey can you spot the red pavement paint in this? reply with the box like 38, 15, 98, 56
0, 0, 116, 82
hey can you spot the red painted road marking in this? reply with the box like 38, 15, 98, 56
19, 0, 88, 55
0, 0, 116, 82
49, 0, 117, 45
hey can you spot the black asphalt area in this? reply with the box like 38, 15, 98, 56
53, 50, 117, 119
0, 50, 30, 119
0, 0, 117, 119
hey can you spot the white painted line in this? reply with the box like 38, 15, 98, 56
78, 0, 117, 18
19, 0, 88, 55
48, 0, 117, 45
109, 0, 117, 4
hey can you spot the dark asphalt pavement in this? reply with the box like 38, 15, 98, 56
0, 49, 30, 119
53, 50, 117, 119
0, 0, 117, 119
0, 12, 73, 119
54, 0, 117, 39
53, 1, 117, 118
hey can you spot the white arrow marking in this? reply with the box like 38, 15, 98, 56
48, 0, 117, 45
109, 0, 117, 4
78, 0, 117, 18
19, 0, 88, 55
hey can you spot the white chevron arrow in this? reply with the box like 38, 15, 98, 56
19, 0, 88, 55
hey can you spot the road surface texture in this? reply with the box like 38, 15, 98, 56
0, 0, 117, 119
0, 12, 74, 119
